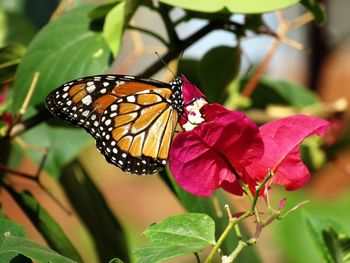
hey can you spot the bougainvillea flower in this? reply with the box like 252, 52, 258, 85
169, 102, 264, 196
244, 115, 329, 193
169, 77, 329, 196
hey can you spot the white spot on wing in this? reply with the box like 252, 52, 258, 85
127, 96, 136, 103
82, 95, 92, 105
86, 84, 96, 93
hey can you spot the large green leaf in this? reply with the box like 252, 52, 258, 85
198, 46, 240, 103
11, 4, 111, 113
134, 213, 215, 263
159, 0, 300, 14
305, 215, 350, 263
60, 160, 130, 263
245, 77, 319, 109
0, 217, 27, 262
0, 214, 75, 263
0, 235, 77, 263
4, 187, 83, 262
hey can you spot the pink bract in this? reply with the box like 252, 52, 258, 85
245, 115, 329, 192
169, 104, 264, 196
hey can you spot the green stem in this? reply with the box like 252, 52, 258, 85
227, 240, 247, 262
205, 171, 275, 263
204, 210, 251, 263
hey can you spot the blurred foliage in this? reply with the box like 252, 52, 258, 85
60, 160, 129, 262
0, 43, 26, 84
0, 0, 344, 262
275, 192, 350, 263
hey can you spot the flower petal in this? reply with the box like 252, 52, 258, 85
200, 104, 264, 168
169, 131, 232, 196
169, 104, 264, 196
245, 115, 329, 190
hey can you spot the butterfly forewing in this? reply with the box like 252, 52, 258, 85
45, 75, 183, 175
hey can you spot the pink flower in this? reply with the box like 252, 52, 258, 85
170, 79, 264, 196
244, 115, 329, 193
169, 77, 330, 197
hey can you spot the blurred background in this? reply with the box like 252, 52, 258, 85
1, 0, 350, 262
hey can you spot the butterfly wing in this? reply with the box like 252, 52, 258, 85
45, 75, 180, 174
97, 89, 179, 174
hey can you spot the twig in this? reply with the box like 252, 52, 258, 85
241, 11, 314, 97
18, 72, 40, 118
0, 163, 71, 214
204, 171, 274, 263
127, 25, 169, 47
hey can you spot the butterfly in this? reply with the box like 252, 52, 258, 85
45, 74, 186, 175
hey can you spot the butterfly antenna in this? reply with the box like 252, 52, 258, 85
155, 51, 176, 78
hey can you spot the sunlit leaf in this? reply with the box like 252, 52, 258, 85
11, 4, 111, 113
103, 2, 125, 57
159, 0, 300, 14
134, 213, 215, 263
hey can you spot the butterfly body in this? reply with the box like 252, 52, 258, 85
45, 75, 184, 175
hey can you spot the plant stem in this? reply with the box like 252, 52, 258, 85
204, 171, 275, 263
204, 210, 251, 263
227, 240, 247, 262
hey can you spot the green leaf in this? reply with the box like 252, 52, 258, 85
0, 217, 29, 262
0, 235, 77, 263
0, 43, 26, 84
158, 0, 300, 14
134, 213, 215, 263
198, 46, 240, 103
11, 4, 111, 113
103, 2, 125, 57
88, 1, 122, 21
301, 0, 326, 26
109, 259, 125, 263
4, 187, 83, 262
60, 160, 130, 263
20, 109, 92, 178
300, 136, 327, 170
160, 169, 262, 262
0, 218, 26, 240
0, 216, 74, 263
305, 215, 350, 263
0, 10, 38, 46
245, 77, 319, 109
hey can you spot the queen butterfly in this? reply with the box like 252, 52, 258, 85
45, 75, 185, 175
